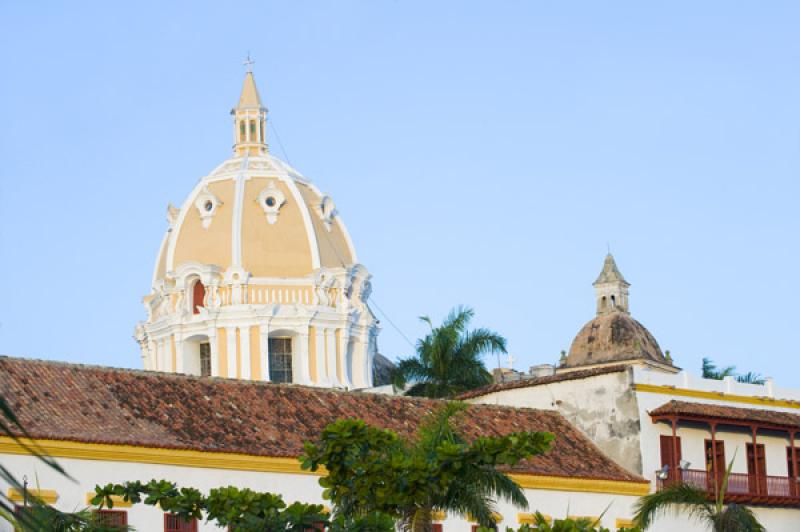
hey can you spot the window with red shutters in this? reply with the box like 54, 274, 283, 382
94, 510, 128, 528
164, 513, 198, 532
432, 525, 443, 532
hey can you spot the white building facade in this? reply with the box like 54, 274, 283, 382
463, 256, 800, 531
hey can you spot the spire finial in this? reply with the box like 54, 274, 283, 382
244, 52, 255, 73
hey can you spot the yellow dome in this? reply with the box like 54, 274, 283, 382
137, 71, 380, 390
154, 154, 357, 283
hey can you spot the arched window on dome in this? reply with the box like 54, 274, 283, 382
239, 121, 246, 142
610, 295, 616, 308
259, 120, 265, 143
192, 280, 206, 315
269, 337, 293, 383
249, 120, 256, 141
600, 296, 607, 310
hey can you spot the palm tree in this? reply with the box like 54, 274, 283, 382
633, 456, 764, 531
392, 306, 506, 398
701, 358, 765, 385
400, 402, 529, 531
701, 358, 737, 380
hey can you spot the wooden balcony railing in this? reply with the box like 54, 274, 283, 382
657, 469, 800, 506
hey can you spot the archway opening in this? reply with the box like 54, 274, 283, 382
183, 335, 211, 376
192, 280, 206, 314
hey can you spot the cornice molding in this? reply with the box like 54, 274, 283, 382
0, 438, 649, 496
634, 384, 800, 410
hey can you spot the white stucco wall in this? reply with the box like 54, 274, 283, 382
0, 452, 644, 531
468, 371, 644, 474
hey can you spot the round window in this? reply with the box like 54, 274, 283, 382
204, 200, 213, 212
265, 196, 277, 208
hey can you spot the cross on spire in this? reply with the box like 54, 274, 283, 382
243, 53, 255, 73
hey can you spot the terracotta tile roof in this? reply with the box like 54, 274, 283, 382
650, 400, 800, 430
0, 356, 643, 483
457, 365, 629, 400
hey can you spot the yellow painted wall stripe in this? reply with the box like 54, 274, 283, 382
0, 438, 649, 496
85, 493, 132, 507
508, 474, 649, 496
634, 383, 800, 409
7, 488, 58, 504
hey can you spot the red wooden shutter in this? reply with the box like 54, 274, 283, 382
164, 513, 198, 532
94, 509, 128, 527
659, 435, 681, 468
432, 525, 443, 532
192, 280, 206, 314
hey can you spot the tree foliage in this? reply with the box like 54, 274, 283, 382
392, 306, 507, 398
633, 455, 764, 531
91, 480, 366, 531
301, 402, 554, 531
701, 358, 765, 385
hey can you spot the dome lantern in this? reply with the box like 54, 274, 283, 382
231, 57, 268, 157
593, 253, 630, 316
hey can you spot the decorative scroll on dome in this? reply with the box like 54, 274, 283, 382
257, 181, 286, 224
194, 186, 223, 229
317, 195, 337, 231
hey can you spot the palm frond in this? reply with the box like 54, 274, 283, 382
633, 482, 713, 530
714, 503, 764, 532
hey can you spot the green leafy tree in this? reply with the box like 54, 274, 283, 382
92, 480, 343, 531
301, 402, 554, 531
392, 306, 506, 398
633, 456, 764, 531
701, 358, 765, 385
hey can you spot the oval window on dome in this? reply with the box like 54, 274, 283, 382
265, 196, 276, 207
204, 200, 214, 212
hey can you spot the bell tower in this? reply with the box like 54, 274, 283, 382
232, 57, 268, 156
593, 253, 630, 315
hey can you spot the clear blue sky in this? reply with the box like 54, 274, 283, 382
1, 1, 798, 386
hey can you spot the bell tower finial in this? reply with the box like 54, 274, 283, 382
593, 253, 630, 315
231, 58, 268, 156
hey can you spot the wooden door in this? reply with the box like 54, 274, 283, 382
746, 443, 766, 494
704, 439, 726, 492
660, 435, 682, 481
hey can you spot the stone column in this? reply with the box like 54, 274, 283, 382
296, 331, 312, 385
208, 328, 219, 377
338, 329, 352, 389
260, 323, 271, 382
315, 327, 328, 385
326, 328, 339, 387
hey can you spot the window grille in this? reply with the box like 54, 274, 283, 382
164, 513, 198, 532
200, 342, 211, 377
269, 337, 293, 383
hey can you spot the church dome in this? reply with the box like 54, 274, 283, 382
561, 254, 675, 371
153, 153, 357, 283
136, 70, 379, 390
564, 311, 667, 368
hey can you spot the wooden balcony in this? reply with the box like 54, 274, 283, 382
657, 469, 800, 507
